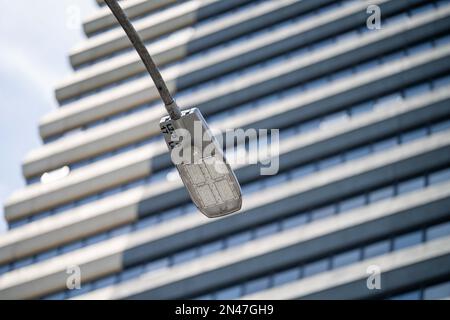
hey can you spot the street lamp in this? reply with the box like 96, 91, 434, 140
105, 0, 242, 217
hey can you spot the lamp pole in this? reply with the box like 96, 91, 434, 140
104, 0, 182, 120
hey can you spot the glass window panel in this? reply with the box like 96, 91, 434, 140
244, 277, 271, 295
136, 215, 158, 230
119, 265, 143, 282
426, 221, 450, 241
424, 281, 450, 300
299, 118, 321, 134
372, 137, 398, 152
281, 214, 308, 230
339, 195, 366, 212
93, 274, 117, 289
272, 267, 300, 287
390, 290, 421, 300
400, 127, 428, 143
311, 205, 336, 221
374, 93, 403, 110
0, 264, 10, 276
109, 224, 133, 237
303, 259, 329, 277
363, 240, 391, 259
215, 285, 242, 299
160, 207, 184, 221
428, 167, 450, 185
226, 231, 252, 248
393, 231, 423, 250
263, 174, 289, 188
434, 35, 450, 47
332, 249, 361, 268
350, 101, 374, 117
36, 248, 58, 261
403, 83, 431, 98
60, 241, 83, 254
318, 155, 342, 170
369, 186, 394, 203
381, 51, 405, 63
254, 222, 279, 239
85, 232, 108, 245
406, 42, 433, 55
290, 164, 316, 179
45, 292, 66, 300
330, 68, 353, 81
241, 181, 263, 195
172, 248, 197, 265
199, 240, 223, 256
194, 294, 214, 300
145, 258, 169, 273
13, 257, 34, 269
355, 60, 379, 73
431, 119, 450, 133
321, 111, 348, 127
432, 74, 450, 89
345, 146, 371, 161
397, 176, 425, 195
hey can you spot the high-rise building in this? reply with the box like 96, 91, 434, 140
1, 0, 450, 300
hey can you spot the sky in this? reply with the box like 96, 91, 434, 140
0, 0, 97, 233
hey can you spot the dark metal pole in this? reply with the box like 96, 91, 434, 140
104, 0, 182, 120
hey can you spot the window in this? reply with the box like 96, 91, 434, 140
426, 221, 450, 241
403, 83, 430, 98
254, 222, 279, 239
172, 248, 197, 265
60, 241, 83, 254
372, 137, 398, 152
199, 240, 223, 256
400, 127, 427, 143
244, 277, 271, 295
110, 224, 133, 237
136, 215, 158, 230
332, 249, 361, 268
350, 101, 374, 116
318, 155, 342, 170
119, 265, 143, 282
290, 164, 316, 179
339, 195, 366, 212
36, 248, 58, 261
303, 259, 329, 277
423, 281, 450, 299
397, 177, 425, 195
369, 186, 394, 203
344, 146, 371, 161
393, 231, 423, 250
226, 231, 252, 248
374, 93, 402, 110
144, 258, 169, 273
390, 290, 421, 300
282, 214, 308, 230
272, 267, 300, 287
432, 74, 450, 89
431, 119, 450, 133
363, 240, 390, 259
85, 232, 108, 245
215, 285, 242, 299
428, 167, 450, 185
311, 205, 335, 221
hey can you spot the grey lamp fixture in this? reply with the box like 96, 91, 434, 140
105, 0, 242, 218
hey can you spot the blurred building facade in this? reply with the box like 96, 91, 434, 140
1, 0, 450, 299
